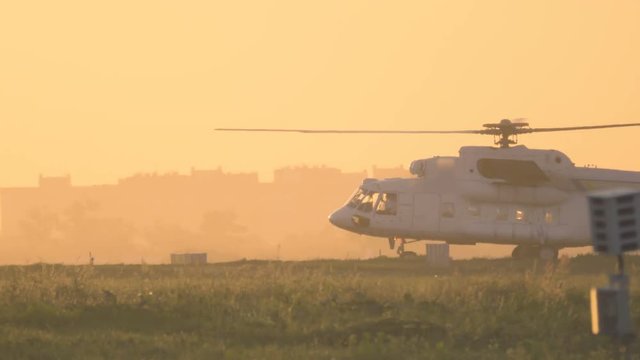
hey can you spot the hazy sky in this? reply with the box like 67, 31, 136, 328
2, 1, 640, 186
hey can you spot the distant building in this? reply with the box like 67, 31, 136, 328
274, 166, 365, 186
39, 175, 72, 188
0, 166, 368, 240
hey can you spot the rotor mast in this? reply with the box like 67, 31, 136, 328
481, 119, 530, 148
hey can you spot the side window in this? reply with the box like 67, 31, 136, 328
441, 202, 455, 218
544, 209, 554, 224
515, 209, 526, 221
376, 193, 397, 215
468, 204, 480, 216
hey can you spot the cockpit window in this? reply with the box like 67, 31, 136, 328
347, 187, 385, 213
376, 193, 397, 215
358, 192, 378, 212
347, 189, 366, 208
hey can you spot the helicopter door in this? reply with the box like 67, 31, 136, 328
494, 205, 514, 240
397, 193, 414, 229
438, 195, 460, 237
512, 208, 534, 242
493, 206, 534, 242
413, 193, 439, 234
532, 209, 548, 244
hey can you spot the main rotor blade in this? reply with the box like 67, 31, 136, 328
215, 128, 482, 134
524, 123, 640, 134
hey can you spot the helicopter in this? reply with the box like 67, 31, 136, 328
216, 120, 640, 260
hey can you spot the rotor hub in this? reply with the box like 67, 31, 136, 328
481, 119, 531, 148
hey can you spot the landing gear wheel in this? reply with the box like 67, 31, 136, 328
512, 245, 538, 259
512, 245, 527, 259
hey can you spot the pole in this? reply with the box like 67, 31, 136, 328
618, 254, 625, 275
616, 254, 632, 360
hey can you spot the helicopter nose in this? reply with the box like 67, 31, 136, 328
329, 207, 352, 229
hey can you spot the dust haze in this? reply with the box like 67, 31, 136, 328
0, 166, 519, 264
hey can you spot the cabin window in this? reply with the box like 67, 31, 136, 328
441, 202, 455, 218
468, 205, 480, 216
515, 209, 526, 221
376, 193, 397, 215
496, 207, 508, 221
545, 210, 554, 224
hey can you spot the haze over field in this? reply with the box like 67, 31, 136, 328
0, 165, 526, 264
0, 1, 638, 262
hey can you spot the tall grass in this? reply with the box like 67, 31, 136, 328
0, 255, 632, 359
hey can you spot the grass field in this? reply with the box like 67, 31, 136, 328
0, 255, 637, 359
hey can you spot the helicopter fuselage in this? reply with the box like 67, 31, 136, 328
328, 145, 640, 249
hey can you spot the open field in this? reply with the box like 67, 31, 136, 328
0, 255, 637, 359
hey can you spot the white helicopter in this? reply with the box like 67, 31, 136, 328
217, 120, 640, 260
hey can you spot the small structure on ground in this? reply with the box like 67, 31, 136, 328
170, 253, 207, 265
425, 243, 450, 268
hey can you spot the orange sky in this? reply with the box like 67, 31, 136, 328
1, 1, 640, 186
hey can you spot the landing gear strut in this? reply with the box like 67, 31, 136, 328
389, 237, 415, 257
388, 236, 407, 255
512, 245, 558, 260
397, 238, 406, 256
